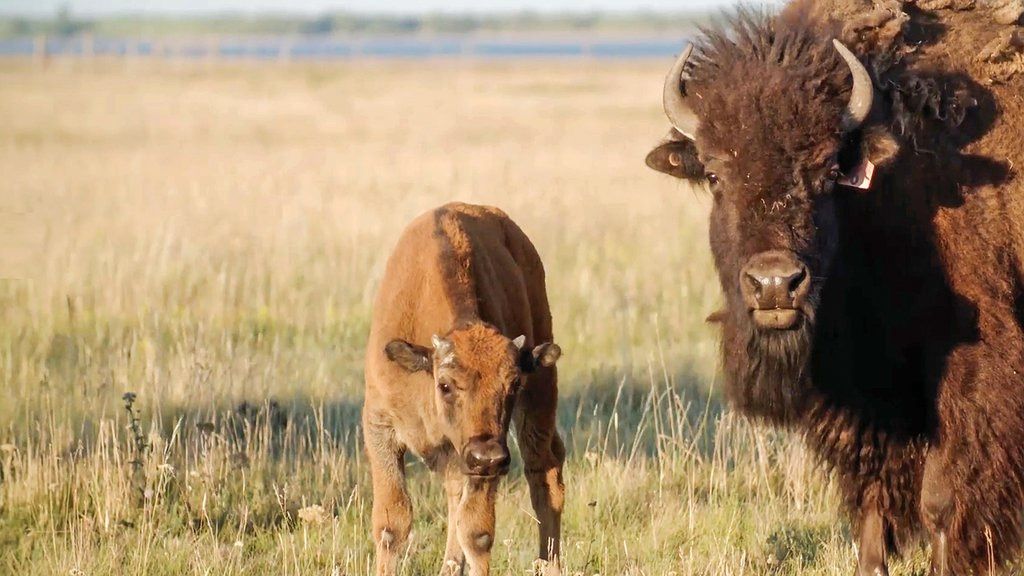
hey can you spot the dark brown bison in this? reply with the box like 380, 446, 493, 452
646, 2, 1024, 574
363, 202, 563, 576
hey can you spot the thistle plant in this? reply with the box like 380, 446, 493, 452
122, 392, 149, 506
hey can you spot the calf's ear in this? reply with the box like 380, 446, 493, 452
519, 342, 562, 373
645, 130, 704, 181
384, 339, 433, 373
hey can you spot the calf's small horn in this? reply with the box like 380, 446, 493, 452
832, 39, 874, 132
663, 43, 699, 140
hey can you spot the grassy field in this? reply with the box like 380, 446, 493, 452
0, 58, 924, 575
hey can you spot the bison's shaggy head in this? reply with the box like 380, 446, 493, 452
385, 322, 561, 477
647, 10, 899, 419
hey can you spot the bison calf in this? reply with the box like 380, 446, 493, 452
363, 203, 564, 576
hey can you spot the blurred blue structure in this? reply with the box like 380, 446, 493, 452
0, 34, 691, 59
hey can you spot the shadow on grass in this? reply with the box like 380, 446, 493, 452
556, 364, 724, 462
47, 359, 724, 472
1, 361, 769, 563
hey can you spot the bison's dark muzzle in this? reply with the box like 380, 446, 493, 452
741, 250, 811, 330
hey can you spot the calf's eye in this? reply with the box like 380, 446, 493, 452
706, 172, 720, 186
438, 381, 453, 396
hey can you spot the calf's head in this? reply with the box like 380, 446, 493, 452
385, 323, 561, 477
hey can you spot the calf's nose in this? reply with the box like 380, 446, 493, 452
464, 438, 510, 476
741, 251, 810, 310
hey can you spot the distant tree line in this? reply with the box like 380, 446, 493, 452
0, 6, 713, 38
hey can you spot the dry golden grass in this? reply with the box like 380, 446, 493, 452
0, 58, 929, 575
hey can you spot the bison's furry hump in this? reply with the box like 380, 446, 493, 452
783, 0, 1024, 84
785, 0, 1024, 281
367, 203, 552, 364
780, 0, 1023, 75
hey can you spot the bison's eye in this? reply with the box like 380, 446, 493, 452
438, 379, 454, 398
827, 165, 842, 181
706, 172, 721, 186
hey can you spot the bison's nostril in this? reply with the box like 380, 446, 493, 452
788, 268, 808, 298
744, 273, 765, 300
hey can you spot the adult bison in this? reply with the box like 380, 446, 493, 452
646, 2, 1024, 574
363, 203, 563, 576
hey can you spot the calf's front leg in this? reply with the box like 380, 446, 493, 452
364, 418, 413, 576
515, 368, 565, 574
456, 477, 499, 576
440, 462, 467, 576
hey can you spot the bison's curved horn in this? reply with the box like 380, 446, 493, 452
663, 43, 699, 140
832, 39, 873, 132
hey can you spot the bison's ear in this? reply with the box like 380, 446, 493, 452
862, 127, 900, 168
519, 342, 561, 373
385, 339, 432, 373
705, 309, 728, 324
837, 127, 900, 192
646, 130, 704, 181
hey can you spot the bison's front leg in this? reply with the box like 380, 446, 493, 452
855, 484, 890, 576
515, 368, 565, 574
921, 446, 955, 576
364, 417, 413, 576
456, 477, 499, 576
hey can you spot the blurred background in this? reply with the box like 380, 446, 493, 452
0, 1, 876, 576
0, 0, 741, 59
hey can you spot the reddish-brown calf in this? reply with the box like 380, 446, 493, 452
363, 203, 564, 576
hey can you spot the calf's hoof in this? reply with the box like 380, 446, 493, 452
532, 558, 561, 576
439, 559, 464, 576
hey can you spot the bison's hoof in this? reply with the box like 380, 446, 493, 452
855, 565, 890, 576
